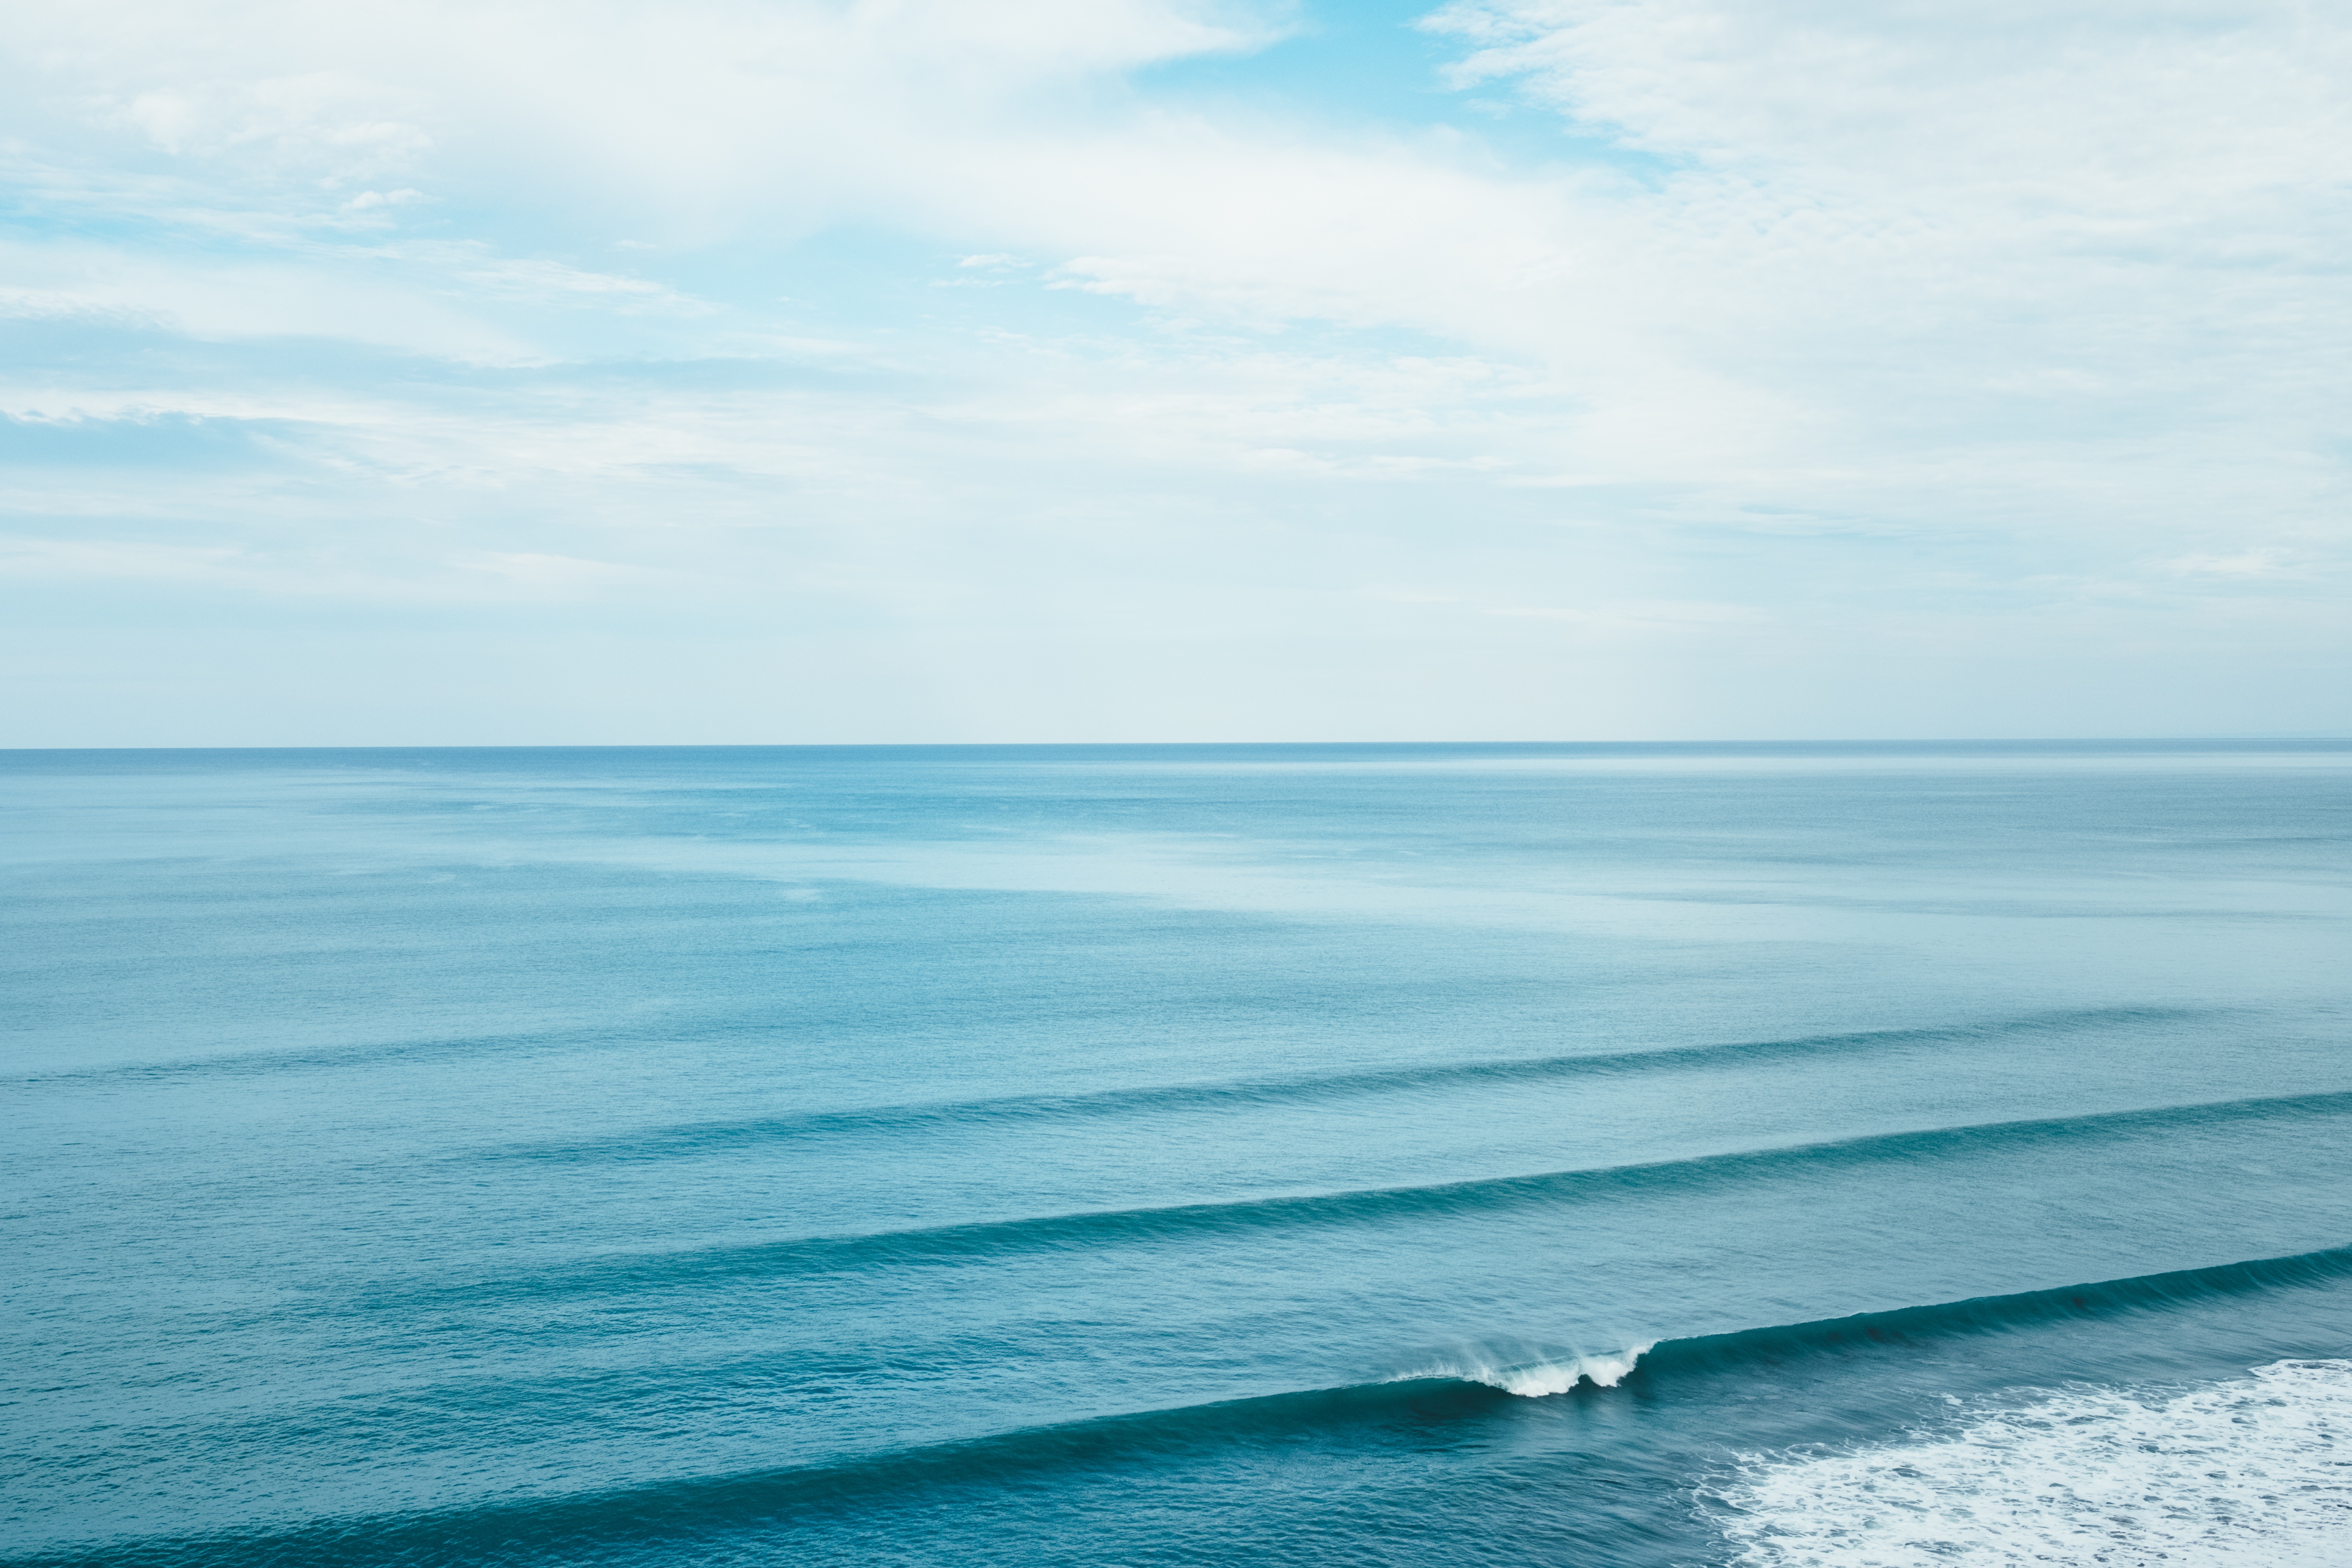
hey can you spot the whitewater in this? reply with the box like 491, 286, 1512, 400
4, 741, 2348, 1566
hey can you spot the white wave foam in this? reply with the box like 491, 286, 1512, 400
1406, 1342, 1656, 1396
1718, 1358, 2352, 1567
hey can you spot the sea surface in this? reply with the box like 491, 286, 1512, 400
4, 741, 2351, 1566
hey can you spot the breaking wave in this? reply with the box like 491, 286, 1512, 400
1401, 1343, 1658, 1396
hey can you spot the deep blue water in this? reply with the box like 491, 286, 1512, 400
5, 741, 2350, 1565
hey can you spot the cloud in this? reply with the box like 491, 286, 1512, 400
1, 2, 1280, 237
0, 1, 2346, 742
112, 71, 435, 180
0, 238, 539, 358
2166, 549, 2307, 581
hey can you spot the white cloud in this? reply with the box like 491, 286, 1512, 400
0, 1, 2346, 741
0, 238, 538, 359
1, 2, 1280, 235
2167, 549, 2306, 581
113, 71, 435, 180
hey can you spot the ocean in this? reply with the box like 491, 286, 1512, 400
4, 740, 2349, 1566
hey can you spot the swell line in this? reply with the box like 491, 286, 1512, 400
416, 1086, 2352, 1304
491, 1006, 2214, 1163
25, 1244, 2352, 1568
1637, 1242, 2352, 1381
4, 1022, 656, 1089
0, 1376, 1509, 1568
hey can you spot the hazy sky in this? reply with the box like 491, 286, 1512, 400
3, 0, 2345, 744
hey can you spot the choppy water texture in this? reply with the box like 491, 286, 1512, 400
5, 741, 2351, 1567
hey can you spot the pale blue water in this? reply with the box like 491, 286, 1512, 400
4, 741, 2350, 1565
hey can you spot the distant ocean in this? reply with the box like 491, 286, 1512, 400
6, 741, 2350, 1567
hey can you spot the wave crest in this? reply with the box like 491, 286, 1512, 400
1405, 1342, 1657, 1396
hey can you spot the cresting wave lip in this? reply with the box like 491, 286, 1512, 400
1402, 1343, 1660, 1396
25, 1247, 2352, 1568
383, 1086, 2352, 1305
473, 1006, 2215, 1164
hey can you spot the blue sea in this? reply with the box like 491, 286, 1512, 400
6, 741, 2351, 1566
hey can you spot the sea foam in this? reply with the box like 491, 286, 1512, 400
1718, 1358, 2352, 1566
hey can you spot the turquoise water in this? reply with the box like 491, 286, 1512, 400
5, 741, 2350, 1565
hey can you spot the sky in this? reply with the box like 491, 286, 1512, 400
2, 0, 2346, 745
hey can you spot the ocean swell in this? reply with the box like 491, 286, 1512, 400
402, 1090, 2352, 1305
1398, 1246, 2352, 1402
485, 1007, 2206, 1165
23, 1247, 2352, 1567
1641, 1243, 2352, 1381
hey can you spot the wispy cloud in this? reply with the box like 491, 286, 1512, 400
0, 0, 2345, 743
